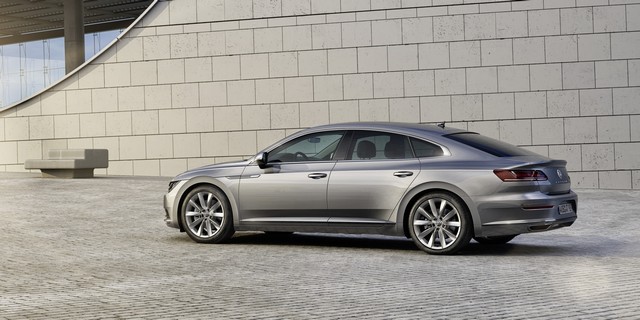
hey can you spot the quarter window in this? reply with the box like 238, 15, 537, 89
349, 131, 414, 160
410, 138, 444, 157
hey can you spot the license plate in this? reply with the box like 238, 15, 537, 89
559, 203, 573, 215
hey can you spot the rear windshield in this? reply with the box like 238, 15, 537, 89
444, 132, 536, 157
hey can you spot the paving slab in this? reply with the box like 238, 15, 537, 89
0, 173, 639, 319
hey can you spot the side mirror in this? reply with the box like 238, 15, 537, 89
255, 152, 270, 169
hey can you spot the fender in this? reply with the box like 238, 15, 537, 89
172, 176, 241, 231
393, 181, 481, 238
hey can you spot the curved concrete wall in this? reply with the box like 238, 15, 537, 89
0, 0, 639, 189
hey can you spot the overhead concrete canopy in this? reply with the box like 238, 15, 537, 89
0, 0, 153, 45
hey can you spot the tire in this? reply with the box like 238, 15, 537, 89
408, 192, 472, 255
180, 185, 234, 243
473, 235, 518, 245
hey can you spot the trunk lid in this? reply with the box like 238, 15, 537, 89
506, 156, 572, 194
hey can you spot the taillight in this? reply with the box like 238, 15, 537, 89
493, 170, 548, 182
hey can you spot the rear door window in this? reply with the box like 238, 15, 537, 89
348, 131, 414, 160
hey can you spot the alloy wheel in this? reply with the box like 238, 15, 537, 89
412, 197, 462, 250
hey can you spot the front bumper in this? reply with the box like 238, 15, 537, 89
163, 180, 187, 229
474, 190, 578, 237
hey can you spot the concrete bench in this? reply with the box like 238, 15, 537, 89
24, 149, 109, 178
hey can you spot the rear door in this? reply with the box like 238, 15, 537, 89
327, 130, 420, 223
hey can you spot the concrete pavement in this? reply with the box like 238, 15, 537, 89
0, 173, 639, 319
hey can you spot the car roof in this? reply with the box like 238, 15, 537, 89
304, 122, 466, 138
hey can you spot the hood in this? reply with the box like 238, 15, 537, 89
173, 159, 251, 181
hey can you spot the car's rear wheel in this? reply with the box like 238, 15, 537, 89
473, 235, 518, 244
181, 185, 234, 243
408, 192, 472, 255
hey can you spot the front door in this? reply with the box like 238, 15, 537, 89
238, 131, 346, 223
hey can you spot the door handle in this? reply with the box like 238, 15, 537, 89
393, 171, 414, 178
308, 173, 328, 179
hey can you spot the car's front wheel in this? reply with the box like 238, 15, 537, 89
408, 192, 472, 255
180, 185, 234, 243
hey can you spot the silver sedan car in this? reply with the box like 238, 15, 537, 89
164, 122, 577, 254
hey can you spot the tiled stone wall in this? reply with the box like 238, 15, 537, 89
1, 0, 639, 189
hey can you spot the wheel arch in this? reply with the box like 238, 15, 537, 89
174, 177, 239, 232
396, 182, 480, 238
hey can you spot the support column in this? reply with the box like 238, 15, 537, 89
64, 0, 85, 73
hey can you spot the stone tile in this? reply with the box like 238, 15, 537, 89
146, 135, 173, 159
158, 109, 186, 134
404, 70, 434, 97
343, 73, 373, 100
227, 80, 256, 106
564, 117, 597, 143
467, 67, 498, 94
132, 110, 159, 135
388, 45, 418, 71
312, 23, 342, 49
284, 77, 313, 102
299, 102, 329, 127
402, 17, 433, 44
450, 41, 481, 68
373, 72, 403, 98
530, 64, 562, 91
532, 118, 564, 145
465, 13, 496, 40
498, 65, 530, 92
271, 103, 300, 129
342, 21, 372, 47
500, 120, 532, 146
597, 116, 630, 143
433, 15, 464, 42
299, 50, 328, 76
451, 95, 482, 121
269, 52, 298, 77
358, 46, 387, 73
255, 28, 283, 53
593, 5, 626, 32
529, 9, 560, 36
256, 79, 285, 104
563, 62, 595, 89
580, 89, 612, 116
582, 143, 614, 170
372, 19, 402, 45
389, 98, 419, 123
435, 69, 466, 95
545, 35, 578, 63
173, 133, 201, 158
513, 37, 545, 64
578, 34, 610, 61
483, 93, 514, 120
420, 96, 451, 123
418, 42, 450, 69
329, 100, 359, 123
595, 60, 628, 88
314, 75, 343, 101
283, 25, 312, 51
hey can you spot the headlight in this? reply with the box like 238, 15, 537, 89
168, 181, 179, 192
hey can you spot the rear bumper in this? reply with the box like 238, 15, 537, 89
473, 191, 578, 237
